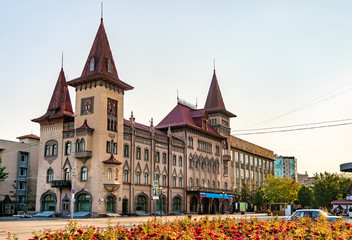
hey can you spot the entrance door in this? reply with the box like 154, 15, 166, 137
122, 199, 128, 215
62, 199, 70, 217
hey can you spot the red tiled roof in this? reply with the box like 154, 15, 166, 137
124, 119, 168, 136
103, 154, 122, 165
67, 19, 133, 91
32, 68, 74, 122
204, 70, 236, 118
76, 119, 94, 131
155, 103, 225, 139
17, 134, 40, 140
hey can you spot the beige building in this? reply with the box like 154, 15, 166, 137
32, 17, 274, 217
0, 134, 39, 215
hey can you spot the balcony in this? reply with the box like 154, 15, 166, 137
75, 151, 92, 163
51, 180, 71, 189
104, 183, 120, 192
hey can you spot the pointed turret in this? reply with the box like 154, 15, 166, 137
32, 68, 74, 124
204, 70, 236, 118
67, 19, 133, 91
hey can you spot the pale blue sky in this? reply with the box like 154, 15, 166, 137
1, 1, 352, 175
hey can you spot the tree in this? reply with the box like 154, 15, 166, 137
313, 172, 352, 208
262, 175, 301, 205
297, 185, 314, 208
240, 183, 251, 203
253, 188, 265, 207
0, 156, 9, 182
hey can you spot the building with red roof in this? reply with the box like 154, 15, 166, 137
32, 15, 274, 217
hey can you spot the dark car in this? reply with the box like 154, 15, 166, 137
285, 209, 340, 221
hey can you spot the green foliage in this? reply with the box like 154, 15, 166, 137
240, 182, 251, 202
313, 171, 352, 208
262, 174, 301, 204
253, 188, 265, 206
297, 186, 314, 208
0, 156, 9, 182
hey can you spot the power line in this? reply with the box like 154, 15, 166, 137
233, 121, 352, 136
232, 117, 352, 132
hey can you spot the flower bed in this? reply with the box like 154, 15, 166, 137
22, 216, 352, 240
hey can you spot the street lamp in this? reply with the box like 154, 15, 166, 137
71, 114, 77, 219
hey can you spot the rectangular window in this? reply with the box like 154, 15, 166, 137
250, 156, 253, 166
179, 156, 182, 167
162, 153, 166, 164
124, 145, 129, 157
240, 153, 244, 164
106, 141, 111, 153
81, 97, 94, 115
245, 155, 248, 165
241, 169, 244, 179
107, 98, 118, 117
19, 182, 26, 190
136, 148, 141, 159
156, 152, 160, 162
246, 169, 249, 180
113, 143, 117, 154
236, 168, 239, 178
235, 152, 239, 162
20, 168, 27, 177
255, 157, 258, 167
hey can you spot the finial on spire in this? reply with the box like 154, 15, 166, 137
61, 51, 64, 69
196, 98, 198, 108
213, 58, 216, 71
101, 2, 103, 22
177, 89, 179, 101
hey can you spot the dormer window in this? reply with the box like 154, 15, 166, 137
108, 58, 113, 73
89, 58, 95, 71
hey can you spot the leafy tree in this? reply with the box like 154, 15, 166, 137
0, 156, 9, 182
253, 188, 265, 207
262, 175, 301, 205
297, 185, 314, 208
313, 172, 352, 208
240, 183, 251, 203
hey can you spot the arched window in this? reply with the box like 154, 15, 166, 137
52, 144, 57, 156
156, 152, 160, 162
136, 171, 141, 183
144, 172, 148, 184
123, 170, 128, 182
106, 141, 111, 153
173, 155, 176, 165
77, 193, 91, 211
195, 160, 198, 169
81, 167, 88, 181
224, 182, 228, 189
65, 142, 71, 155
64, 168, 70, 181
106, 196, 114, 212
156, 174, 160, 183
136, 195, 147, 211
80, 138, 85, 151
45, 145, 50, 156
89, 58, 95, 71
218, 181, 220, 188
189, 178, 193, 187
43, 194, 56, 211
179, 156, 182, 166
113, 143, 117, 154
145, 149, 149, 160
136, 147, 141, 159
190, 196, 198, 212
124, 145, 129, 157
196, 178, 199, 186
108, 168, 112, 180
76, 139, 80, 152
179, 177, 182, 187
162, 175, 167, 186
47, 168, 53, 183
173, 176, 176, 187
173, 197, 181, 211
114, 120, 117, 132
201, 161, 204, 170
189, 157, 192, 168
162, 153, 167, 164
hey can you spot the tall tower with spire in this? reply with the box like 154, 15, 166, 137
66, 18, 133, 215
204, 70, 236, 137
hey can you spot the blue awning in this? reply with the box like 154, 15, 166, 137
200, 192, 233, 199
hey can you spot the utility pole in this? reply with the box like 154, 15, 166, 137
71, 115, 77, 219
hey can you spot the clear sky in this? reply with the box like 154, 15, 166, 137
1, 1, 352, 176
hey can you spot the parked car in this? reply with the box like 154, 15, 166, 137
285, 209, 340, 221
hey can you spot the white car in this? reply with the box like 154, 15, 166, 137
285, 209, 340, 221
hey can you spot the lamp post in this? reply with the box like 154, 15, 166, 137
222, 192, 224, 214
71, 115, 77, 219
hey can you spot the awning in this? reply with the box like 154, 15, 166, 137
200, 192, 233, 199
33, 211, 55, 217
